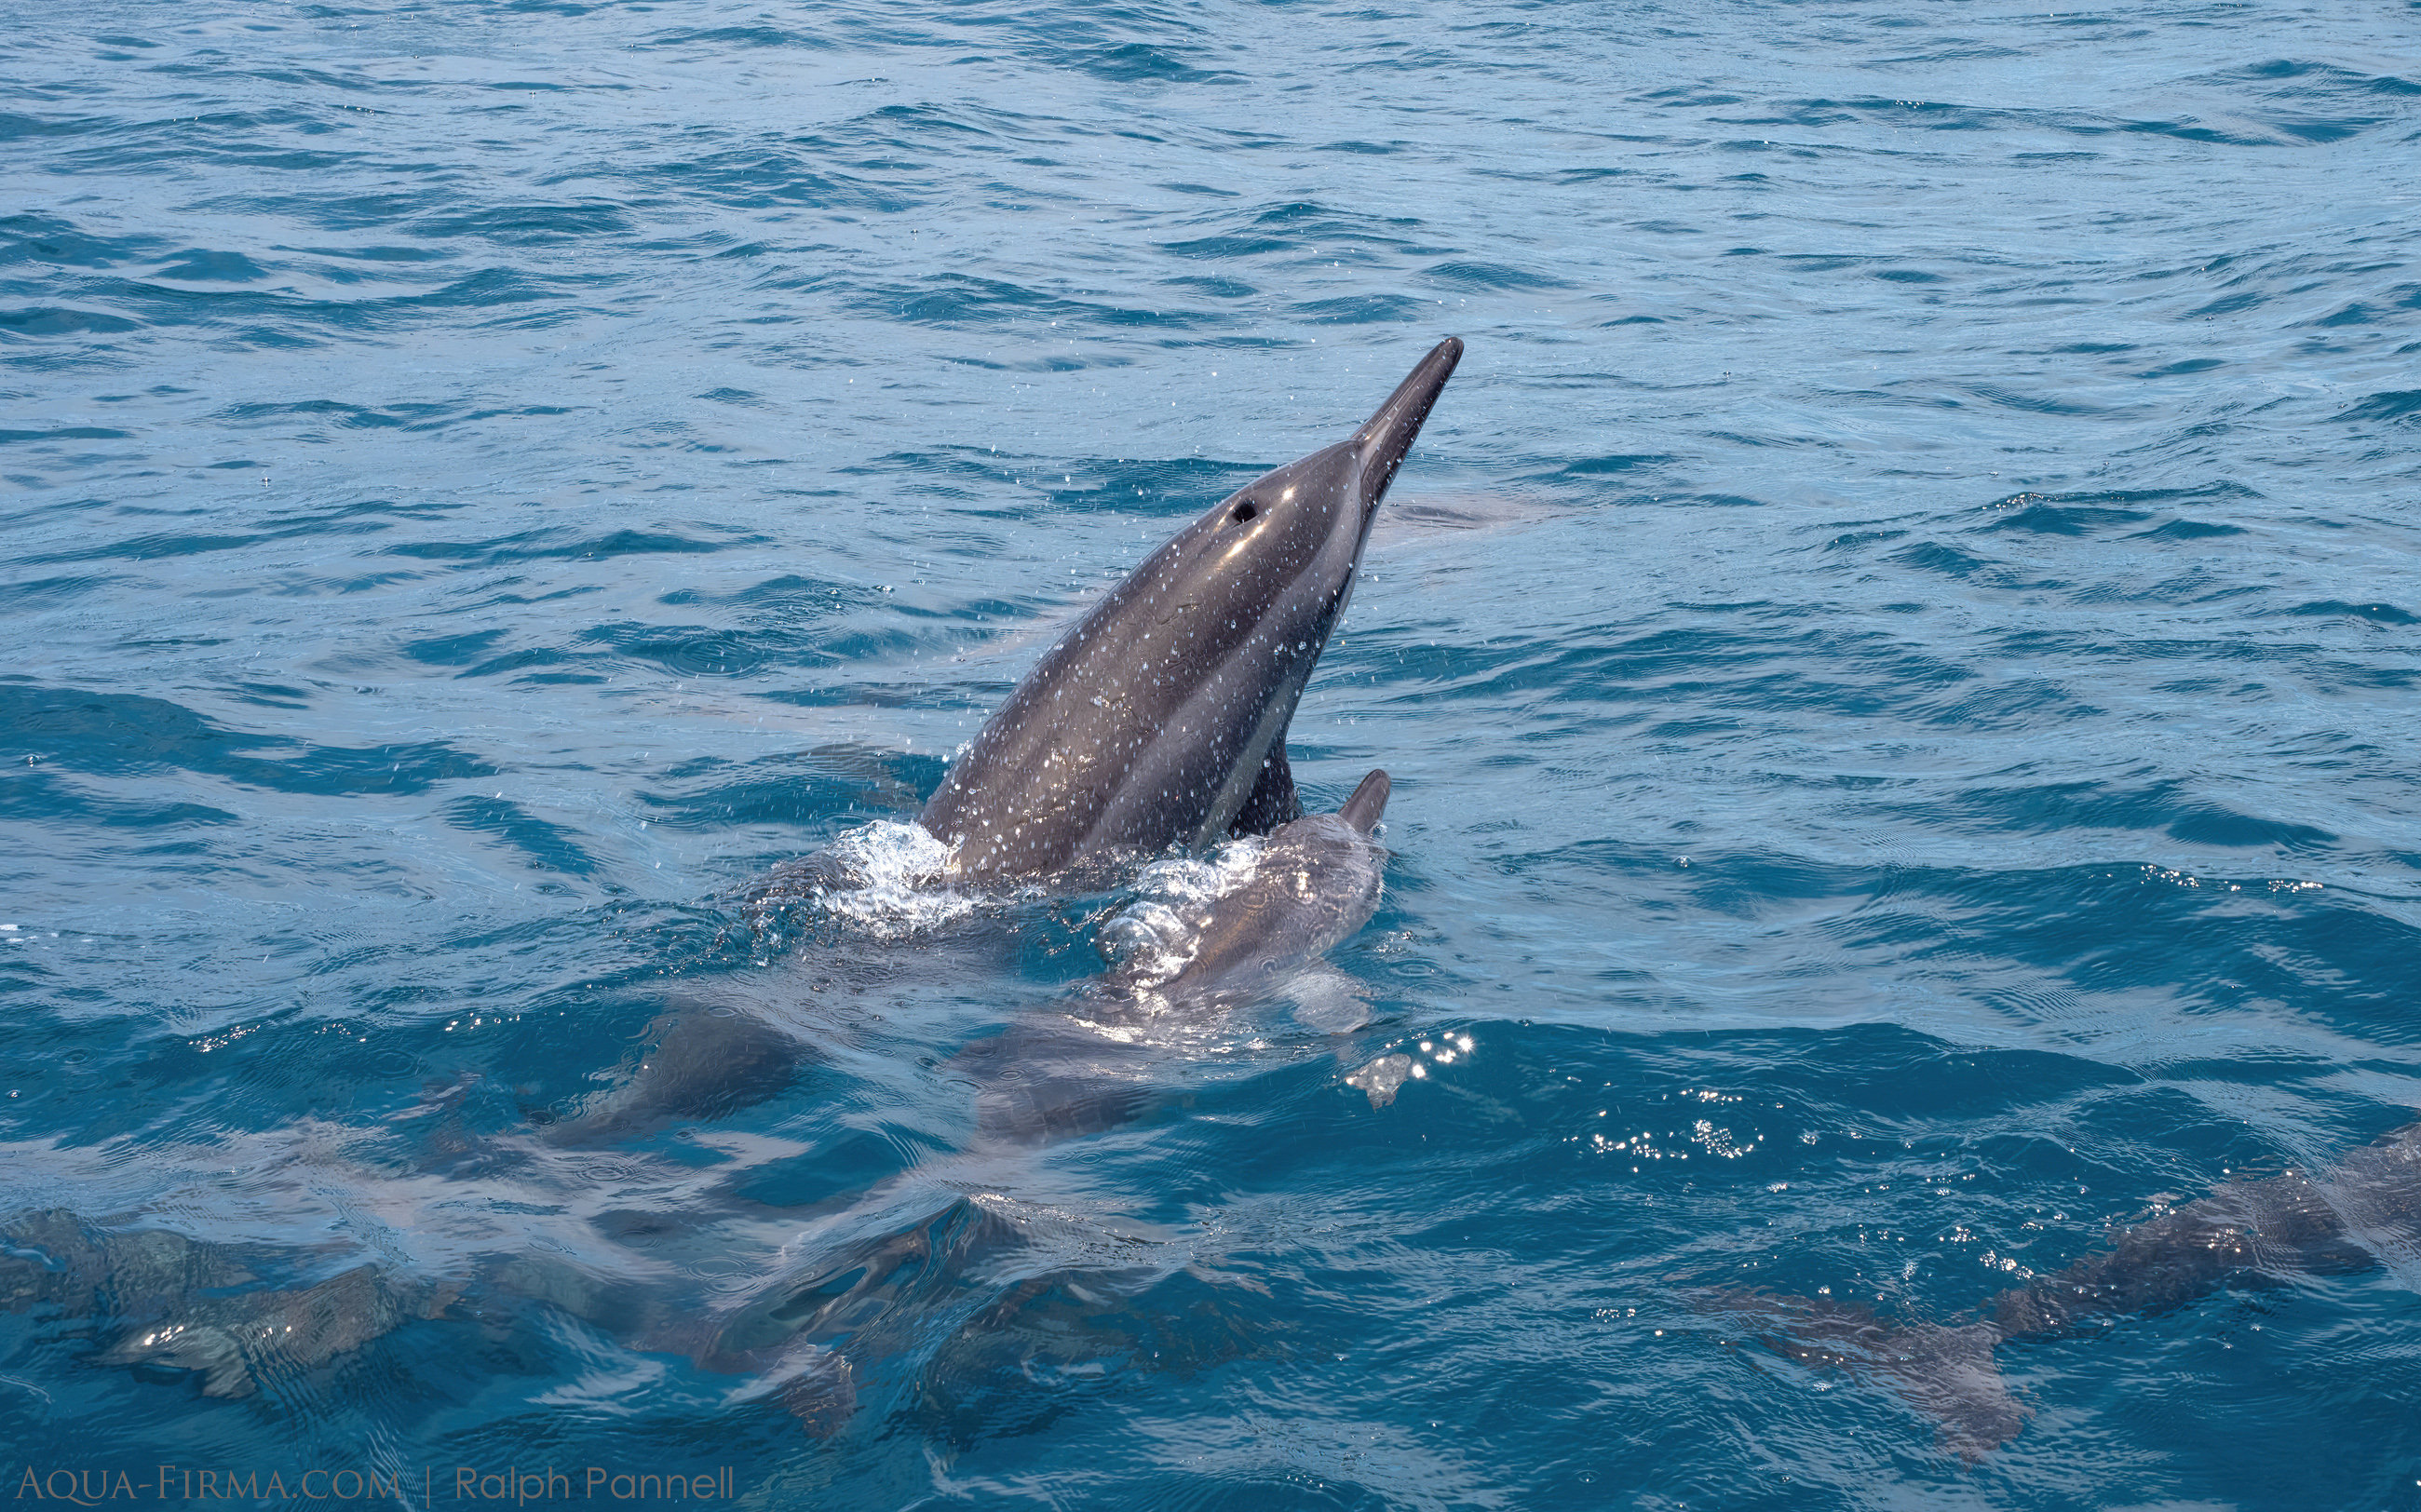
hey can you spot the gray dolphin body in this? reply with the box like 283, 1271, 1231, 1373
919, 339, 1459, 880
0, 1208, 457, 1400
963, 769, 1393, 1144
1740, 1117, 2421, 1461
590, 339, 1459, 1141
1116, 767, 1391, 994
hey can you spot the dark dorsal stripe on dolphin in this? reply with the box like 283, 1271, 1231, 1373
919, 339, 1460, 880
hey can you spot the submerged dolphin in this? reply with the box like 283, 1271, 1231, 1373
1110, 766, 1392, 1003
1732, 1117, 2421, 1461
963, 768, 1394, 1144
0, 1208, 456, 1400
3, 768, 1394, 1409
918, 338, 1460, 880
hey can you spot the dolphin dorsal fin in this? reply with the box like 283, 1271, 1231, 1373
1338, 770, 1390, 834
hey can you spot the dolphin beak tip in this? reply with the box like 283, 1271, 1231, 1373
1352, 336, 1464, 503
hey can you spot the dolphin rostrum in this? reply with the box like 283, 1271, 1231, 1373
918, 339, 1460, 880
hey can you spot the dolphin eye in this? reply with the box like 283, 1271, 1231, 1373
1229, 501, 1258, 524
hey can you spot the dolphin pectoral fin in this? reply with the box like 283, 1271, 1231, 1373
1227, 747, 1303, 837
540, 1006, 806, 1146
1338, 770, 1390, 835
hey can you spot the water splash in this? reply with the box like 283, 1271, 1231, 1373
814, 821, 977, 938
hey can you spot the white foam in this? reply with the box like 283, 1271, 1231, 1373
1097, 899, 1194, 982
815, 821, 977, 937
1100, 837, 1265, 983
1132, 838, 1263, 909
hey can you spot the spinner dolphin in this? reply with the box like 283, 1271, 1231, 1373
918, 338, 1459, 880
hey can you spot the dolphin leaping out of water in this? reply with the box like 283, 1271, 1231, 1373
918, 338, 1460, 881
595, 338, 1456, 1141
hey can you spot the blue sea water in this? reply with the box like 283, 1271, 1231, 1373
5, 0, 2421, 1505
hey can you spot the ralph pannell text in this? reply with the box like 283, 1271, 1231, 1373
15, 1465, 740, 1505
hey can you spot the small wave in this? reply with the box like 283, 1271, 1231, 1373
0, 306, 141, 335
1423, 260, 1573, 292
2338, 389, 2421, 424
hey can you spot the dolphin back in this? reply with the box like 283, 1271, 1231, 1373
1114, 772, 1393, 1001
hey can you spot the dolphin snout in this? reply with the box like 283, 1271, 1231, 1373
1351, 335, 1464, 508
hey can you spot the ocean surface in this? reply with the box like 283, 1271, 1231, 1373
5, 0, 2419, 1505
